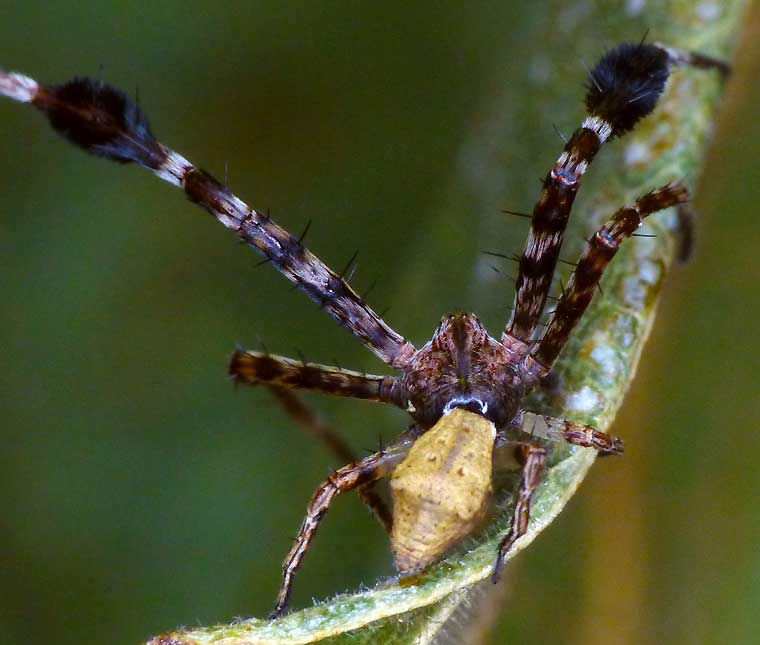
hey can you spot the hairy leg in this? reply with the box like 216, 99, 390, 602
516, 411, 624, 456
267, 386, 393, 533
655, 43, 732, 78
230, 349, 403, 407
0, 70, 416, 368
492, 443, 547, 582
506, 43, 728, 343
272, 437, 413, 618
506, 43, 672, 341
491, 408, 623, 580
533, 182, 689, 369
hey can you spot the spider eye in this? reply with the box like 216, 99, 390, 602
443, 397, 488, 417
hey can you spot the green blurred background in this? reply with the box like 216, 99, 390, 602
1, 2, 758, 644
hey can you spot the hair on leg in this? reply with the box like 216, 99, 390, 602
267, 386, 393, 533
533, 182, 689, 369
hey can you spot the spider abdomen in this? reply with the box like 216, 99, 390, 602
390, 408, 496, 573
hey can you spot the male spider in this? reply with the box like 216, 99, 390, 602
0, 41, 727, 618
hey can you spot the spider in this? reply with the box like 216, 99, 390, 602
0, 41, 727, 619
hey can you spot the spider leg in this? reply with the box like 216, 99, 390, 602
267, 386, 365, 464
271, 437, 413, 618
267, 386, 393, 534
229, 349, 404, 408
533, 182, 689, 369
506, 42, 724, 343
675, 203, 697, 264
231, 349, 404, 532
655, 43, 732, 79
0, 71, 416, 368
506, 118, 610, 342
492, 443, 546, 583
517, 411, 624, 456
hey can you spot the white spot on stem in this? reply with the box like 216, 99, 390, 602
639, 259, 661, 285
624, 142, 651, 166
591, 344, 618, 378
696, 1, 721, 21
565, 386, 599, 412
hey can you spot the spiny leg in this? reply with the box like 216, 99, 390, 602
492, 443, 547, 582
267, 385, 393, 534
267, 386, 363, 465
230, 349, 402, 532
533, 182, 689, 369
0, 71, 416, 368
506, 43, 672, 341
229, 349, 404, 408
506, 42, 726, 342
517, 411, 624, 456
272, 438, 413, 618
655, 43, 732, 79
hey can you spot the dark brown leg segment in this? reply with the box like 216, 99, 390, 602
0, 70, 417, 368
675, 203, 697, 264
505, 41, 730, 343
506, 120, 609, 342
533, 182, 689, 369
656, 43, 732, 79
271, 439, 413, 618
268, 386, 393, 533
518, 411, 624, 455
230, 349, 403, 408
506, 42, 680, 342
492, 443, 547, 582
267, 386, 360, 464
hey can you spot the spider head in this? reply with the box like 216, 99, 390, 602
400, 312, 540, 431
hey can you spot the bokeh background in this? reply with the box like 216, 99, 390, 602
1, 2, 758, 644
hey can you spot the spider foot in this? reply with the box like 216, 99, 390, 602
491, 535, 514, 584
269, 606, 287, 621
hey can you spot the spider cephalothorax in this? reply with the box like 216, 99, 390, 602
0, 40, 727, 619
400, 313, 542, 430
